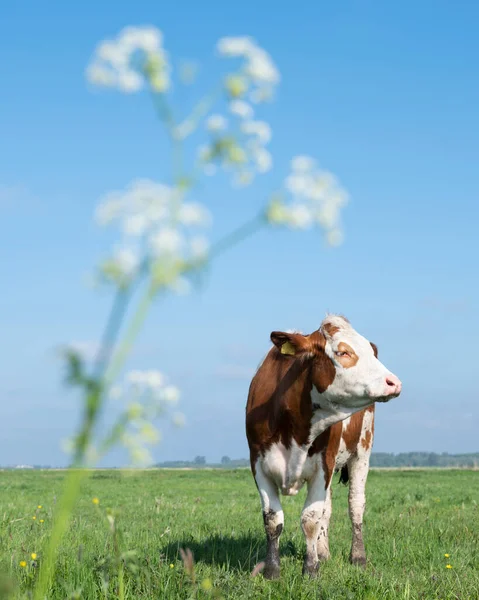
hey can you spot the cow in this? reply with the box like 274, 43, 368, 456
245, 314, 402, 579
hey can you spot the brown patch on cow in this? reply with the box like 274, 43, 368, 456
246, 330, 336, 469
322, 322, 340, 337
343, 410, 366, 453
361, 430, 372, 450
336, 342, 359, 368
370, 342, 378, 358
308, 422, 342, 488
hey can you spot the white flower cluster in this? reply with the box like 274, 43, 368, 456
217, 36, 280, 104
110, 369, 184, 467
95, 179, 211, 289
199, 101, 273, 186
267, 156, 349, 246
86, 26, 170, 93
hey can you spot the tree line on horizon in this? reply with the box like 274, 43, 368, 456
153, 452, 479, 469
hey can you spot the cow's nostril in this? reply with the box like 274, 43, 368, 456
386, 378, 395, 387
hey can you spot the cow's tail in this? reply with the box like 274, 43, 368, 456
338, 465, 349, 485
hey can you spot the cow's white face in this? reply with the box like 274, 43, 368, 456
319, 315, 401, 409
270, 314, 402, 415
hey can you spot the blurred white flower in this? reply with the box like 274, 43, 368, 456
217, 36, 280, 102
86, 25, 170, 94
229, 100, 254, 120
267, 156, 349, 244
172, 412, 186, 427
149, 227, 183, 255
190, 236, 209, 260
206, 114, 228, 132
241, 120, 272, 144
95, 179, 211, 291
217, 36, 256, 57
111, 247, 140, 279
177, 203, 211, 226
161, 385, 180, 405
291, 155, 316, 172
253, 147, 273, 173
245, 47, 280, 86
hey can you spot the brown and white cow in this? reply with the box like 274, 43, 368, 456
245, 314, 401, 579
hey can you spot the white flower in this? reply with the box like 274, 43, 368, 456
149, 227, 183, 255
253, 147, 273, 173
177, 203, 211, 227
291, 155, 316, 172
245, 47, 280, 85
172, 412, 186, 427
241, 120, 272, 144
267, 156, 349, 244
287, 205, 314, 229
285, 173, 310, 197
123, 213, 149, 236
217, 36, 280, 102
86, 26, 170, 94
326, 229, 344, 247
162, 385, 180, 405
217, 36, 256, 57
229, 100, 254, 120
190, 236, 209, 260
206, 114, 228, 132
145, 370, 164, 389
112, 247, 139, 278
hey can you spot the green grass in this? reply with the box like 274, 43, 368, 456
0, 469, 478, 599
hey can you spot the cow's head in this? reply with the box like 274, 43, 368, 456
270, 315, 401, 412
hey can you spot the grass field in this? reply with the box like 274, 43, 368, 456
0, 469, 478, 599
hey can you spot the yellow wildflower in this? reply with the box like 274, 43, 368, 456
39, 519, 44, 524
19, 561, 27, 568
32, 516, 36, 520
446, 564, 452, 569
31, 553, 37, 560
37, 505, 42, 509
201, 578, 213, 591
169, 563, 174, 569
92, 497, 100, 505
444, 553, 450, 558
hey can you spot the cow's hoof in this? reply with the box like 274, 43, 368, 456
263, 563, 280, 580
350, 555, 367, 569
302, 560, 320, 578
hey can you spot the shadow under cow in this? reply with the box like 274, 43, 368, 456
161, 535, 300, 572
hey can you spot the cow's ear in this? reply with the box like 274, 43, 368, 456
270, 331, 310, 356
370, 342, 378, 358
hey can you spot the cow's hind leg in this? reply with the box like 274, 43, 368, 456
347, 453, 370, 567
254, 462, 284, 579
301, 468, 327, 577
316, 484, 332, 562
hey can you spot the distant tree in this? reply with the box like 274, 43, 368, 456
221, 456, 231, 465
194, 456, 206, 465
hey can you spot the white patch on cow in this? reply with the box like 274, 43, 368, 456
261, 441, 309, 496
254, 458, 283, 516
335, 419, 351, 468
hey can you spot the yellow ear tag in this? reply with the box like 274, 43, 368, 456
280, 341, 296, 356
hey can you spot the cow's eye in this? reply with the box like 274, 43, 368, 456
334, 351, 349, 358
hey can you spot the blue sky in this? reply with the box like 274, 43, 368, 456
1, 1, 478, 466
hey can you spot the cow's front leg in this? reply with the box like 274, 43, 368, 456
347, 454, 370, 567
301, 469, 327, 577
316, 484, 332, 562
254, 461, 284, 579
